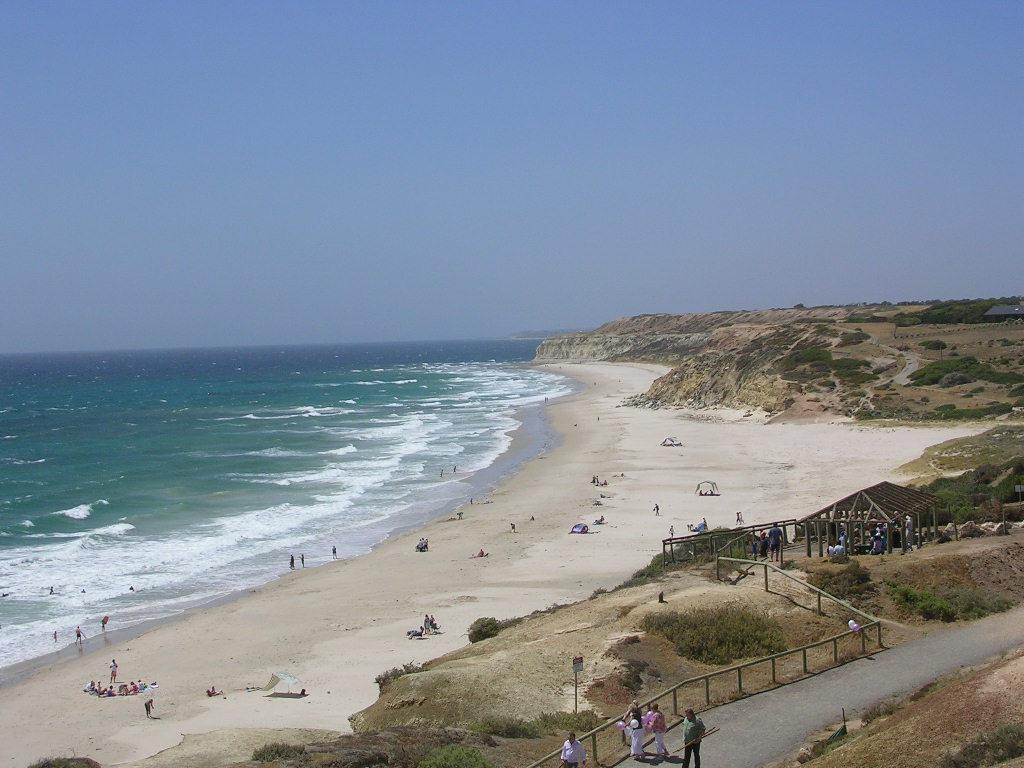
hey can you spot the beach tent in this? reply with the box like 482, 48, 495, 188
570, 523, 589, 534
661, 437, 683, 447
695, 481, 720, 496
262, 671, 301, 692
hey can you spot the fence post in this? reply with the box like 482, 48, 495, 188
802, 648, 808, 674
591, 733, 598, 766
704, 677, 710, 704
764, 563, 769, 593
876, 623, 883, 649
737, 666, 743, 695
672, 688, 678, 715
817, 592, 822, 615
771, 657, 777, 684
715, 558, 720, 582
832, 638, 838, 663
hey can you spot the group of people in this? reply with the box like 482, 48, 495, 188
415, 538, 429, 552
406, 614, 441, 639
590, 475, 608, 487
82, 678, 156, 698
749, 523, 785, 562
559, 702, 708, 768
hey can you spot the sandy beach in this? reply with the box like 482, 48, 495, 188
0, 362, 981, 767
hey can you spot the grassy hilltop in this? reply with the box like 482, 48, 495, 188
535, 298, 1024, 421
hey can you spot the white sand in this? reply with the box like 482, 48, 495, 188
0, 363, 980, 766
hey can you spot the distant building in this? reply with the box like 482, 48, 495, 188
983, 305, 1024, 320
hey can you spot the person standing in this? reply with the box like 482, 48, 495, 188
668, 525, 675, 538
510, 522, 516, 533
75, 626, 84, 646
332, 545, 337, 560
101, 615, 109, 631
681, 708, 706, 768
560, 731, 586, 768
300, 554, 305, 568
649, 702, 668, 756
654, 504, 660, 516
110, 658, 118, 683
751, 533, 760, 560
144, 698, 155, 719
903, 515, 914, 553
289, 554, 295, 570
768, 522, 784, 563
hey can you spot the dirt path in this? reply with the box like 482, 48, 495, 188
657, 605, 1024, 768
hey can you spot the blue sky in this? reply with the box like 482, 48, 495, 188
1, 1, 1021, 352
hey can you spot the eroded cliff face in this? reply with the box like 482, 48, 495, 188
536, 310, 835, 413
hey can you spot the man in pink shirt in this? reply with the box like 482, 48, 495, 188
649, 703, 668, 756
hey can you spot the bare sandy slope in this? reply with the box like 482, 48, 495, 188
0, 363, 979, 767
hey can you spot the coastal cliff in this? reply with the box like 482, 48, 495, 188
536, 303, 1024, 420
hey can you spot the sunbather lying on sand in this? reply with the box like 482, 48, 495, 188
471, 549, 488, 558
206, 685, 223, 696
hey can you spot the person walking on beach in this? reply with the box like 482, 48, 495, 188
75, 626, 84, 646
144, 698, 155, 719
560, 732, 586, 768
736, 510, 744, 525
668, 525, 675, 538
101, 615, 109, 631
110, 659, 118, 683
680, 709, 706, 768
53, 630, 58, 643
289, 554, 295, 570
332, 545, 337, 559
654, 503, 660, 516
510, 522, 516, 533
649, 703, 668, 756
300, 554, 305, 568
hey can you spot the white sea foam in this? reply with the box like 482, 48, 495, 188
53, 499, 109, 520
20, 520, 34, 527
319, 445, 357, 456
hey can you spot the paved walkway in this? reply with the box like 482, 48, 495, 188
652, 606, 1024, 767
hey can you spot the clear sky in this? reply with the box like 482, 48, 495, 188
1, 2, 1021, 352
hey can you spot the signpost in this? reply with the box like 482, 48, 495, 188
572, 655, 584, 713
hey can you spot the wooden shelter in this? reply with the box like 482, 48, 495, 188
798, 481, 941, 556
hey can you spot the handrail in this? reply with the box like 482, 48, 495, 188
661, 518, 800, 549
715, 557, 880, 624
523, 557, 883, 768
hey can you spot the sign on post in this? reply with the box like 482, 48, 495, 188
572, 655, 584, 713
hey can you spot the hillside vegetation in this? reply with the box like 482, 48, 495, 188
536, 299, 1024, 421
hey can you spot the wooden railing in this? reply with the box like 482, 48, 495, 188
661, 519, 801, 566
523, 557, 883, 768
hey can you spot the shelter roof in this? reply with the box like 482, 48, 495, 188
801, 481, 939, 523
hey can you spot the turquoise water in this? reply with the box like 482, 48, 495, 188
0, 341, 568, 668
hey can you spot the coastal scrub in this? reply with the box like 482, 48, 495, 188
640, 604, 786, 665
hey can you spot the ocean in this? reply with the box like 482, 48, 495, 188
0, 340, 569, 670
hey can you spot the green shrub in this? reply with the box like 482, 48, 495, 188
375, 661, 424, 691
468, 617, 503, 643
807, 559, 877, 601
27, 761, 100, 768
911, 357, 1023, 386
929, 403, 1014, 420
886, 583, 1012, 622
838, 330, 870, 346
920, 339, 948, 350
470, 716, 541, 738
534, 710, 605, 733
419, 745, 494, 768
641, 604, 786, 665
252, 742, 306, 761
938, 724, 1024, 768
860, 698, 901, 724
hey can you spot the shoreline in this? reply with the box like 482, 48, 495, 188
0, 362, 983, 767
0, 372, 577, 688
